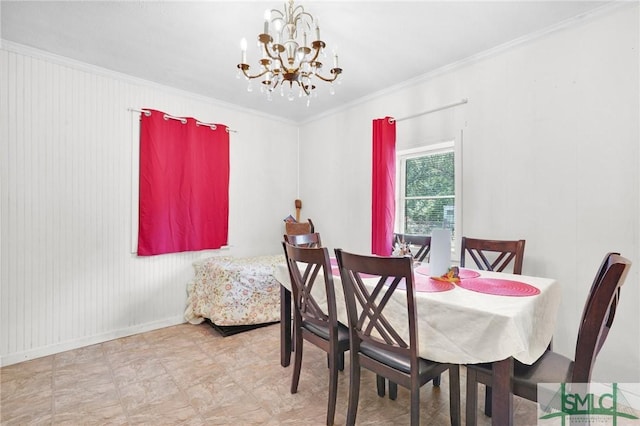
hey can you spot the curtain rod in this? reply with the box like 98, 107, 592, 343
389, 98, 468, 124
128, 108, 238, 133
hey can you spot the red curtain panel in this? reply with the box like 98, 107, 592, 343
371, 117, 396, 256
137, 109, 229, 256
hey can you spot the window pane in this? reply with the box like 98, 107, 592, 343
405, 152, 455, 197
404, 197, 455, 235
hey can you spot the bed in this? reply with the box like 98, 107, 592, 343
184, 254, 285, 332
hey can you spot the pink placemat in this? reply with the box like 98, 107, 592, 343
415, 265, 481, 279
457, 278, 540, 296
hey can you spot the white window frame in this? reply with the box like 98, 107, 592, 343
395, 140, 461, 259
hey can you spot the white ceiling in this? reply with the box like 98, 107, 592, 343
1, 1, 612, 123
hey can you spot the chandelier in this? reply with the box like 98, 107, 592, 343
237, 0, 343, 105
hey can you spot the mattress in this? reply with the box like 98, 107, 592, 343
184, 254, 285, 326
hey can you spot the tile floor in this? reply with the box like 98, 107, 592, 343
0, 322, 540, 425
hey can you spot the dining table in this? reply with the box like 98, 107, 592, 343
274, 258, 561, 426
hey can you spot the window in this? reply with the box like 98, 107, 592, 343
396, 141, 457, 248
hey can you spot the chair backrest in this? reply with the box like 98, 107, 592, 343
579, 252, 620, 329
393, 233, 431, 262
460, 237, 526, 274
283, 242, 338, 335
334, 249, 419, 367
283, 232, 322, 248
572, 253, 631, 383
285, 218, 315, 236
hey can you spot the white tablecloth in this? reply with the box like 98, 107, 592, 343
274, 262, 560, 365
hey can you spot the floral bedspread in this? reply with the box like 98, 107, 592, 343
184, 254, 285, 326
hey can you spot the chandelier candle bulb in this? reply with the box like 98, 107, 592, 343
263, 9, 270, 34
240, 38, 247, 64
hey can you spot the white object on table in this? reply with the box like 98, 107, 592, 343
429, 229, 451, 276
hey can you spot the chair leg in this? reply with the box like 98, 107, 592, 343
326, 348, 339, 426
410, 383, 420, 425
327, 350, 345, 371
484, 386, 492, 417
433, 374, 441, 387
376, 375, 385, 397
291, 332, 303, 394
448, 366, 461, 426
389, 381, 398, 400
280, 286, 292, 367
465, 367, 478, 426
346, 354, 361, 426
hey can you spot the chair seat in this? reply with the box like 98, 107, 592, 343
303, 320, 350, 344
360, 341, 446, 376
513, 352, 573, 397
468, 351, 574, 401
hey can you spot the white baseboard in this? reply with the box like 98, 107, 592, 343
0, 316, 186, 367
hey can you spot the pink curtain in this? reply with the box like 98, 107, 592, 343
137, 109, 229, 256
371, 117, 396, 255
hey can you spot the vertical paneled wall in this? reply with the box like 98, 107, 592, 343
0, 47, 299, 366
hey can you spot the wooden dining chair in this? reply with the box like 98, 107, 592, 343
460, 237, 526, 274
282, 242, 349, 426
284, 232, 322, 248
390, 234, 437, 390
459, 236, 526, 414
393, 233, 432, 262
334, 249, 461, 426
282, 232, 322, 360
465, 252, 632, 425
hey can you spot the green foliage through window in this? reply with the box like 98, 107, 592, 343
402, 151, 455, 236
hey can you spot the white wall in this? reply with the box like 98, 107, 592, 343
0, 45, 299, 366
300, 5, 640, 381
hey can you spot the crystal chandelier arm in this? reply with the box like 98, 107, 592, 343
263, 46, 290, 76
253, 32, 288, 73
262, 41, 285, 67
271, 6, 284, 19
305, 40, 325, 63
237, 64, 270, 80
291, 8, 314, 32
313, 67, 342, 83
